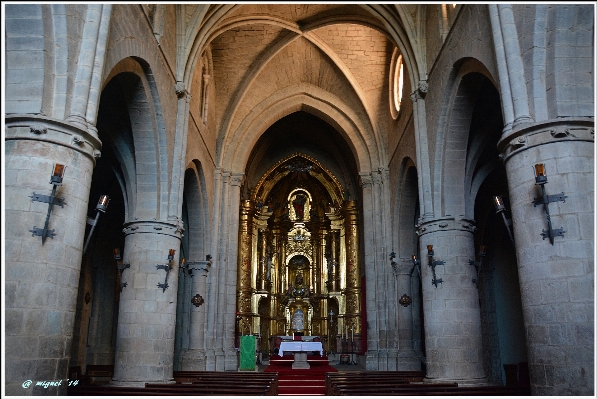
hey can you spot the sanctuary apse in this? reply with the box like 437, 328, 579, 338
236, 154, 362, 354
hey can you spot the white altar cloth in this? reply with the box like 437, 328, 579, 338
279, 341, 323, 356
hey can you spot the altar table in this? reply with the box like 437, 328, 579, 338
279, 342, 323, 369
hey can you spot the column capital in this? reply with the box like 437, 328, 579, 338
497, 117, 594, 162
409, 80, 428, 102
5, 115, 102, 164
415, 216, 476, 236
122, 219, 185, 239
187, 259, 212, 274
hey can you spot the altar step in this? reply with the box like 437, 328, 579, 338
265, 356, 336, 395
269, 355, 330, 367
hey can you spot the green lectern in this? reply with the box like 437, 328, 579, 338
239, 335, 256, 371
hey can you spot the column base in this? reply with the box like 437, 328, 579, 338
109, 379, 175, 388
423, 377, 489, 386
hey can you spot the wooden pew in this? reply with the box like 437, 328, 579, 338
325, 371, 426, 395
83, 364, 114, 384
69, 371, 278, 396
172, 371, 278, 394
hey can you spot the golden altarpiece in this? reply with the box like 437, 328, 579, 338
236, 154, 362, 355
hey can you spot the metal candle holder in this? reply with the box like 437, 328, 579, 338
532, 164, 567, 244
427, 245, 444, 287
468, 245, 486, 286
83, 195, 110, 255
29, 164, 66, 243
156, 249, 175, 292
114, 248, 130, 292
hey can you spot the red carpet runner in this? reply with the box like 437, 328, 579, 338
265, 355, 337, 395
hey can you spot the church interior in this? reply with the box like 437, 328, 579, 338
3, 3, 594, 396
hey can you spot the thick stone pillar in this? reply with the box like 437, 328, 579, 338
498, 119, 594, 395
181, 259, 211, 370
111, 220, 183, 385
5, 117, 100, 395
416, 218, 486, 384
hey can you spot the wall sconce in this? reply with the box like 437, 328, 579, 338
191, 294, 205, 307
532, 164, 567, 244
493, 196, 515, 244
411, 255, 421, 278
114, 248, 130, 292
398, 294, 412, 307
468, 245, 486, 286
156, 249, 175, 292
29, 164, 67, 243
389, 251, 398, 273
82, 195, 110, 254
427, 245, 444, 287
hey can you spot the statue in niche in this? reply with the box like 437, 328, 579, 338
292, 193, 307, 220
295, 271, 304, 286
292, 309, 305, 331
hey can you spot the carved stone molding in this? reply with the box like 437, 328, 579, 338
6, 115, 102, 164
30, 124, 47, 135
416, 217, 476, 236
187, 260, 211, 274
359, 172, 373, 187
410, 80, 428, 102
497, 118, 594, 162
122, 219, 185, 239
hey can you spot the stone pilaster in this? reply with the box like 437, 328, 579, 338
416, 218, 486, 384
111, 220, 183, 385
393, 259, 424, 370
4, 116, 100, 395
181, 259, 211, 370
498, 119, 594, 395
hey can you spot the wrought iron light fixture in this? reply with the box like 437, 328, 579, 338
427, 245, 444, 287
493, 196, 515, 243
156, 249, 176, 292
532, 163, 567, 244
29, 164, 67, 243
83, 195, 110, 254
389, 251, 398, 273
468, 245, 486, 286
114, 248, 130, 292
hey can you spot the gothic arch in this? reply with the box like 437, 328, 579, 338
395, 158, 419, 259
433, 58, 500, 218
181, 160, 210, 261
99, 57, 170, 221
219, 84, 376, 174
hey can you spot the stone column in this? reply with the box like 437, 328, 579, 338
181, 259, 211, 370
5, 118, 100, 395
111, 220, 183, 386
416, 218, 486, 384
498, 120, 594, 395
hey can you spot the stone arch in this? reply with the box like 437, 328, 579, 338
395, 158, 419, 260
100, 57, 169, 221
181, 160, 210, 261
219, 84, 375, 174
434, 58, 500, 218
